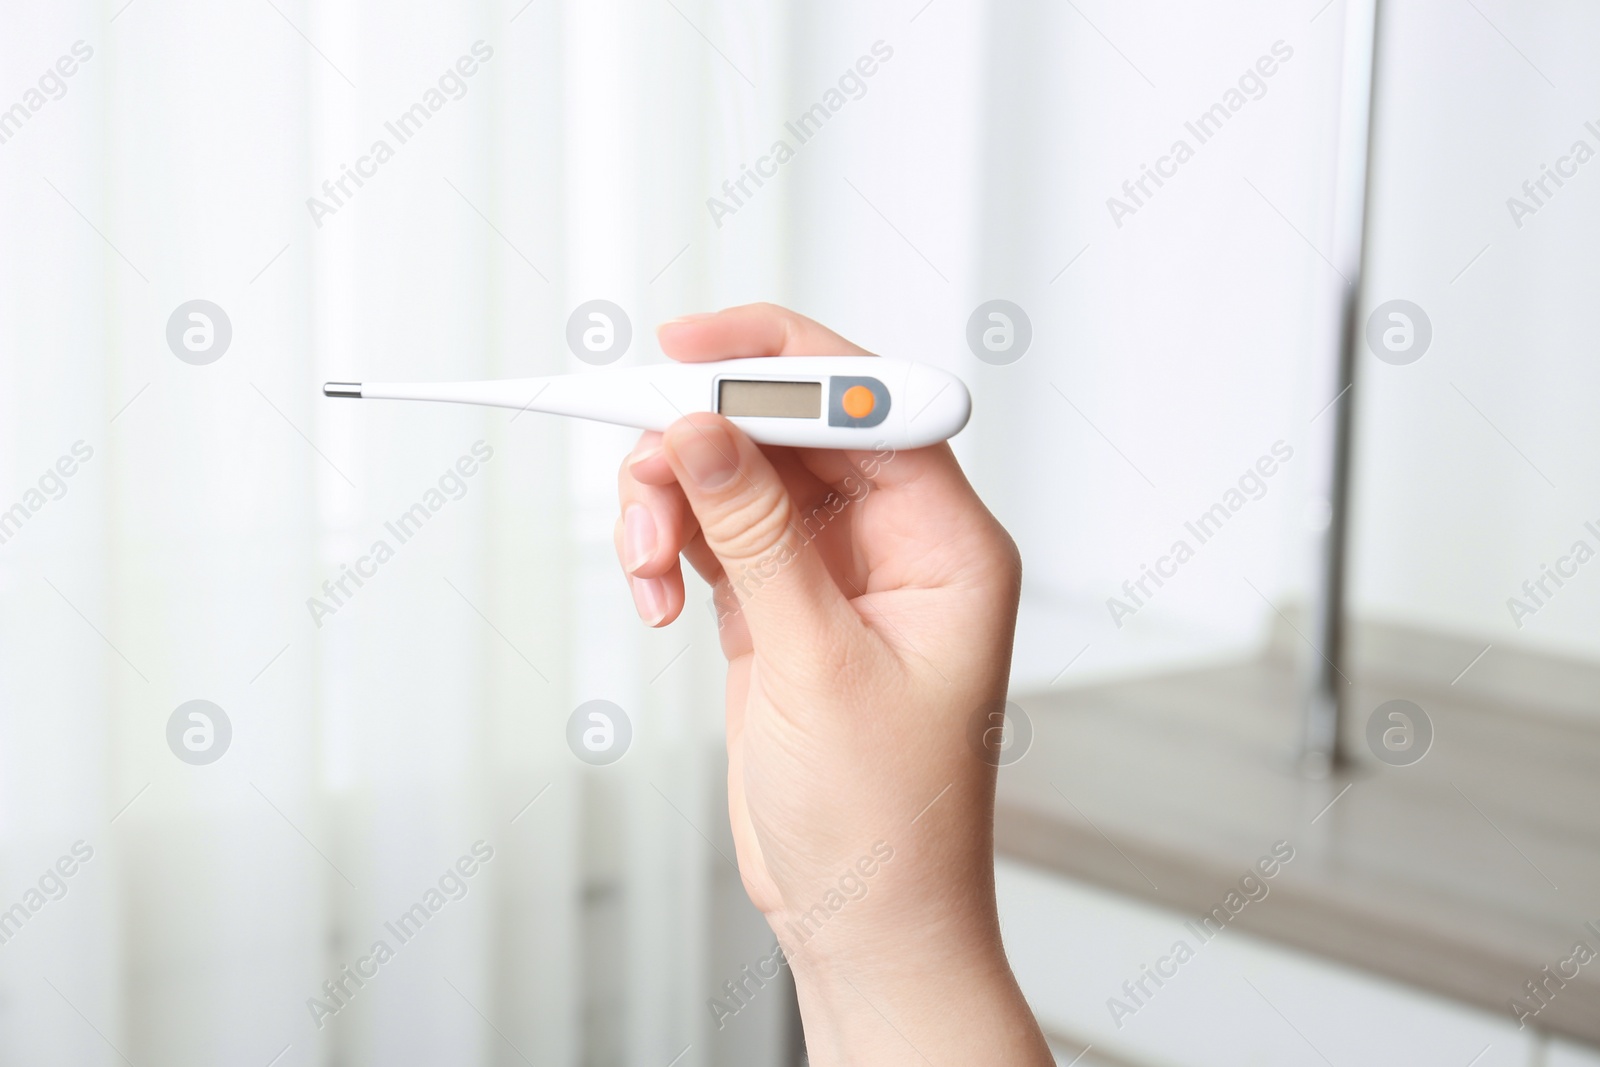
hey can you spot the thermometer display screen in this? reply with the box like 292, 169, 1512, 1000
717, 379, 821, 419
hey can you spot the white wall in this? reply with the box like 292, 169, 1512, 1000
1351, 0, 1600, 667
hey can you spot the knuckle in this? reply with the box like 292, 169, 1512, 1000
988, 525, 1022, 575
959, 522, 1022, 598
705, 483, 793, 563
751, 301, 803, 347
998, 528, 1023, 580
980, 527, 1024, 602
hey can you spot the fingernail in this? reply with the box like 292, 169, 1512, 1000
628, 444, 663, 470
671, 423, 739, 490
623, 504, 657, 574
660, 312, 714, 327
631, 575, 669, 625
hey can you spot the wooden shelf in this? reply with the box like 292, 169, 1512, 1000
996, 631, 1600, 1044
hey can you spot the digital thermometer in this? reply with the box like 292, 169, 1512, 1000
324, 357, 970, 449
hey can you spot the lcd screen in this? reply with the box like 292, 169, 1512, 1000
716, 379, 822, 419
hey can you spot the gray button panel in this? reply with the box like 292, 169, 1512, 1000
827, 375, 890, 428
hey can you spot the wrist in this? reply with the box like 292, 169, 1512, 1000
779, 911, 1052, 1067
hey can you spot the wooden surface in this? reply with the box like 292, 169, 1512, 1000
996, 636, 1600, 1043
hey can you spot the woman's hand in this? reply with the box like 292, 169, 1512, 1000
614, 303, 1052, 1065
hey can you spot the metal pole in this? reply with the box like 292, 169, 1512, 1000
1300, 0, 1384, 777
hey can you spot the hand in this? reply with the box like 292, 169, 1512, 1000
614, 304, 1051, 1065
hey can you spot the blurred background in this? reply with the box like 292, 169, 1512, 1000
1, 0, 1597, 1064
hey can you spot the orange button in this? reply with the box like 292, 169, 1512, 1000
841, 385, 876, 419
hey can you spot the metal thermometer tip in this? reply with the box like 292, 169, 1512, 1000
323, 382, 363, 398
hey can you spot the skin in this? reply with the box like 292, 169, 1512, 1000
613, 304, 1053, 1065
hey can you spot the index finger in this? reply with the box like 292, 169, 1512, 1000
655, 302, 875, 362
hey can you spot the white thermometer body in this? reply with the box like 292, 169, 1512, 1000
325, 357, 970, 449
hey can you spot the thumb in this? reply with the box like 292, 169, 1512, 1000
662, 413, 857, 652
